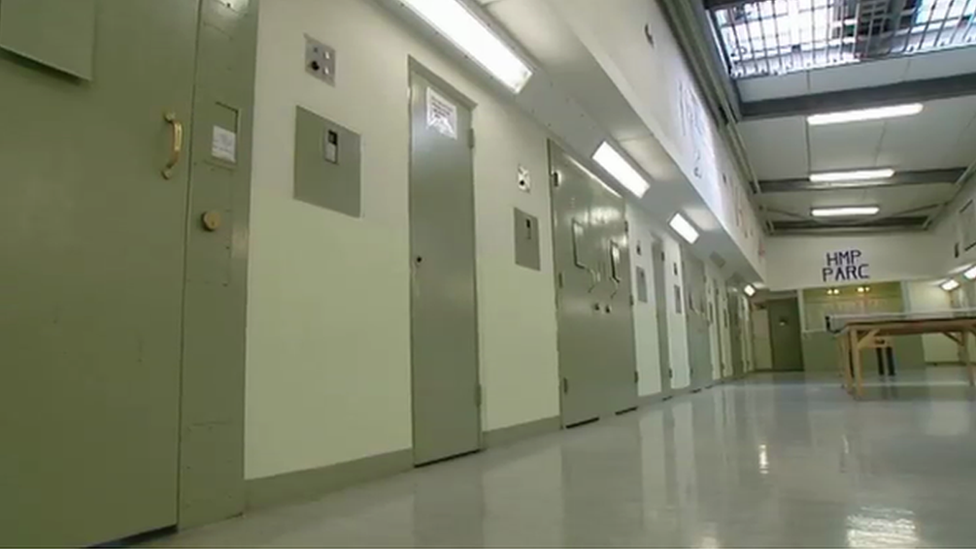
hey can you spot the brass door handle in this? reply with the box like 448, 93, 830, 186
162, 112, 184, 179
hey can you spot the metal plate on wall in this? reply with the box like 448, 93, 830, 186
514, 208, 540, 271
0, 0, 96, 80
294, 106, 361, 218
636, 266, 648, 303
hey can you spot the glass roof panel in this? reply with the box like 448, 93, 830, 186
711, 0, 976, 79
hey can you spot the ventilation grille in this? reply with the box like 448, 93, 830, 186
712, 0, 976, 79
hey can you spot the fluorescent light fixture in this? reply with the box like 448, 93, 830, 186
592, 142, 651, 198
810, 206, 880, 218
965, 266, 976, 280
807, 103, 923, 126
669, 213, 700, 244
743, 284, 756, 297
809, 169, 894, 183
400, 0, 533, 92
942, 279, 961, 292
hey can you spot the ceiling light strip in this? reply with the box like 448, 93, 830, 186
942, 279, 961, 292
592, 142, 651, 198
807, 104, 924, 126
809, 169, 894, 183
810, 206, 880, 218
399, 0, 533, 93
669, 213, 700, 244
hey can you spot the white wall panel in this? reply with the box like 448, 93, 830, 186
737, 72, 809, 102
876, 96, 976, 170
806, 58, 910, 95
764, 233, 944, 291
808, 121, 886, 171
738, 117, 809, 180
904, 48, 976, 81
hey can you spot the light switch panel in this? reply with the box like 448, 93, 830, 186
304, 35, 335, 86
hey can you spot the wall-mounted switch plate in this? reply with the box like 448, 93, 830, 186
305, 34, 335, 86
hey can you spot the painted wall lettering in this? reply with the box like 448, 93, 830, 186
821, 249, 870, 282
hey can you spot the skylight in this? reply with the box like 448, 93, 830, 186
711, 0, 976, 79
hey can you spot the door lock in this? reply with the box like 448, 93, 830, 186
201, 211, 222, 232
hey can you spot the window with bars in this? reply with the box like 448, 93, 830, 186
711, 0, 976, 79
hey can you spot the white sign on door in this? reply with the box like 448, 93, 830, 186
211, 126, 237, 163
426, 87, 457, 140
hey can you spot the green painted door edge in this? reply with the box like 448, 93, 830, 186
176, 0, 259, 530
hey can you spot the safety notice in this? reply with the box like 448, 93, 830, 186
426, 87, 457, 139
211, 126, 237, 163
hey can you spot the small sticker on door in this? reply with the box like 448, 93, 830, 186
426, 87, 457, 139
212, 126, 237, 163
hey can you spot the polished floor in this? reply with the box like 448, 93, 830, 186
152, 369, 976, 547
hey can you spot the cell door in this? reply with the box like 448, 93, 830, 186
549, 142, 637, 426
652, 242, 672, 393
408, 66, 481, 465
683, 254, 712, 388
768, 298, 804, 371
0, 1, 200, 546
728, 290, 745, 376
590, 166, 638, 413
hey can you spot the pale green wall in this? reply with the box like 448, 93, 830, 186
246, 0, 562, 480
245, 0, 719, 481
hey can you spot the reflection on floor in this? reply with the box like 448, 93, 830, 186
150, 368, 976, 547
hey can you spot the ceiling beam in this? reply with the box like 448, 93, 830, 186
771, 216, 929, 232
759, 168, 967, 193
741, 73, 976, 121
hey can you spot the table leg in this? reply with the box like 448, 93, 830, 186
838, 335, 852, 393
850, 329, 864, 399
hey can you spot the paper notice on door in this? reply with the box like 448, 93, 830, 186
426, 87, 457, 139
211, 126, 237, 163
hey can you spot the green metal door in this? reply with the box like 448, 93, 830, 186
408, 66, 481, 465
683, 254, 712, 388
549, 142, 637, 425
652, 242, 672, 393
768, 298, 804, 371
0, 0, 200, 546
728, 290, 745, 377
590, 171, 638, 412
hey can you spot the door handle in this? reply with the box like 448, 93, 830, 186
162, 112, 184, 179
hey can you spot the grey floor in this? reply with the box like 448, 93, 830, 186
152, 369, 976, 547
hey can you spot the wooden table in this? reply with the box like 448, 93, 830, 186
832, 314, 976, 398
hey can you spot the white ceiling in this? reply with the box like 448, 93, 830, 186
738, 95, 976, 181
738, 47, 976, 102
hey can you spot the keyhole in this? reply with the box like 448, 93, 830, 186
310, 60, 321, 71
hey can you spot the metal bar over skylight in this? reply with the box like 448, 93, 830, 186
711, 0, 976, 79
